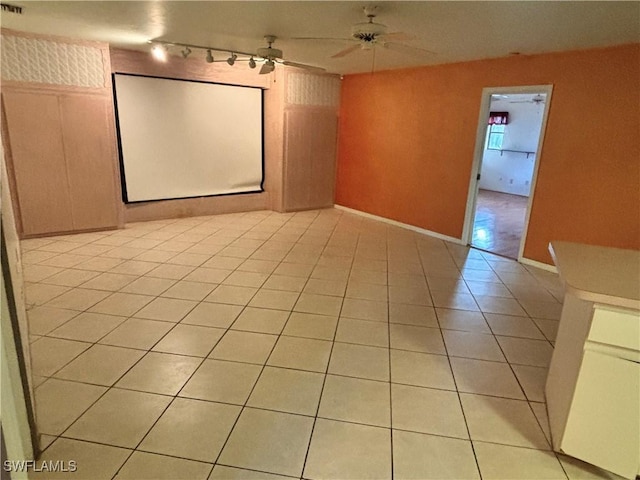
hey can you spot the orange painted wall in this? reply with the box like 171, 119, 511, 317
335, 44, 640, 264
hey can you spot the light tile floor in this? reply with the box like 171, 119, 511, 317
21, 209, 622, 479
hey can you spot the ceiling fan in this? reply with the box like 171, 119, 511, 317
509, 94, 546, 104
150, 35, 325, 75
255, 35, 325, 74
293, 5, 434, 59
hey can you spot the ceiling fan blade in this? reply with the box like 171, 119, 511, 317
290, 37, 355, 43
380, 32, 414, 42
383, 42, 436, 57
331, 44, 362, 58
281, 60, 326, 73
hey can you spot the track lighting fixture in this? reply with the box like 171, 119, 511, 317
248, 57, 256, 69
205, 49, 214, 63
259, 59, 275, 75
181, 46, 192, 58
226, 53, 237, 66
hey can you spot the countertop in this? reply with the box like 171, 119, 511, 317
549, 241, 640, 311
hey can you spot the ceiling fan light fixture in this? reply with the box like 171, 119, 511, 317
205, 49, 214, 63
181, 46, 192, 58
227, 53, 237, 65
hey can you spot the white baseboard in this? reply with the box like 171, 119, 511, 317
520, 256, 558, 273
334, 205, 464, 245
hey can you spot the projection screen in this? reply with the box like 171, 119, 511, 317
113, 73, 263, 203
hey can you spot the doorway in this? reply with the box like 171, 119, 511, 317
463, 85, 553, 260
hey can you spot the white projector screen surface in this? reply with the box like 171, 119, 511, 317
113, 74, 263, 202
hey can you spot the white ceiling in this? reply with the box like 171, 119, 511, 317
2, 1, 638, 75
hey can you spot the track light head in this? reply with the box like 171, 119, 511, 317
259, 59, 276, 74
227, 53, 237, 66
248, 57, 256, 69
181, 46, 192, 58
151, 44, 168, 62
205, 49, 214, 63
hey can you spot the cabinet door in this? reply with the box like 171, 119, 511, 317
309, 111, 338, 208
59, 95, 119, 230
3, 92, 74, 236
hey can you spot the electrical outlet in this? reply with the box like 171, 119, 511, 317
525, 180, 530, 186
509, 179, 514, 184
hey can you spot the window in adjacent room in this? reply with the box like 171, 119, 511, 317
486, 124, 505, 150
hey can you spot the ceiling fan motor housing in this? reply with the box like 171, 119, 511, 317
256, 46, 283, 60
351, 21, 387, 42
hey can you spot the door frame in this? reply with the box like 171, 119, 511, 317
461, 84, 554, 261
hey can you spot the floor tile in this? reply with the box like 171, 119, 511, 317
557, 453, 626, 480
389, 303, 438, 328
40, 268, 101, 287
48, 312, 126, 342
247, 366, 324, 416
116, 352, 202, 395
80, 272, 138, 291
304, 418, 391, 480
328, 342, 389, 381
152, 324, 225, 357
450, 357, 525, 399
181, 302, 243, 328
466, 280, 513, 298
460, 393, 550, 449
44, 288, 110, 311
431, 291, 480, 311
340, 297, 388, 322
208, 465, 292, 480
55, 344, 145, 386
388, 284, 432, 306
139, 397, 241, 462
180, 359, 261, 404
262, 274, 307, 293
512, 364, 548, 402
210, 330, 278, 364
99, 318, 174, 350
335, 317, 389, 348
496, 336, 554, 367
519, 299, 563, 320
533, 318, 560, 342
390, 324, 446, 354
232, 307, 290, 334
223, 270, 269, 288
134, 297, 197, 323
473, 442, 566, 479
27, 306, 79, 335
205, 285, 258, 306
218, 408, 314, 477
30, 337, 91, 377
294, 293, 343, 316
393, 430, 480, 480
109, 260, 161, 276
485, 313, 546, 339
474, 295, 528, 316
31, 438, 130, 480
281, 312, 338, 341
146, 263, 195, 280
268, 336, 332, 373
390, 350, 455, 390
119, 276, 176, 296
89, 292, 154, 317
392, 384, 468, 439
65, 388, 171, 448
35, 378, 106, 435
346, 281, 388, 301
160, 280, 216, 301
436, 308, 491, 333
443, 330, 505, 362
319, 375, 390, 427
183, 267, 232, 284
304, 278, 347, 297
114, 451, 211, 480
